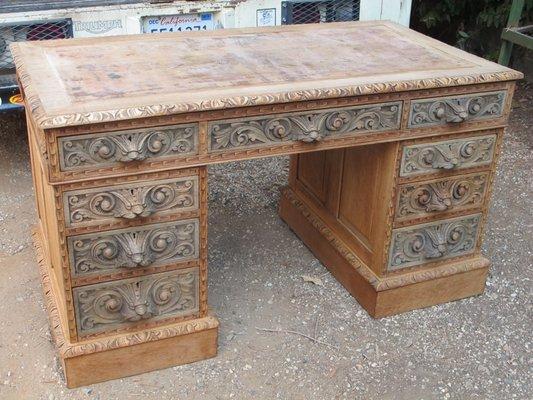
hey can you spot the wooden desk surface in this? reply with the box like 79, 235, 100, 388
12, 21, 522, 129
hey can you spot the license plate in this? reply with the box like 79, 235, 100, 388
142, 13, 214, 34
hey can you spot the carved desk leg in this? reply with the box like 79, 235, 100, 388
280, 133, 498, 317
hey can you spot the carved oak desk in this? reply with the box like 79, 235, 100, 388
12, 21, 522, 387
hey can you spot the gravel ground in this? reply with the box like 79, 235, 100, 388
0, 84, 531, 400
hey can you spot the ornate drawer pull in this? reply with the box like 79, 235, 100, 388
388, 214, 481, 271
409, 91, 506, 128
434, 103, 469, 123
84, 185, 181, 220
68, 220, 199, 277
400, 134, 496, 177
396, 173, 488, 219
298, 130, 325, 143
73, 268, 199, 336
65, 177, 198, 227
96, 132, 167, 163
420, 141, 482, 170
209, 102, 401, 150
59, 124, 198, 171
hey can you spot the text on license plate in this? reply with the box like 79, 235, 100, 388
142, 13, 214, 33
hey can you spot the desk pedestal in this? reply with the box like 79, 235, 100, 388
280, 138, 497, 317
33, 226, 218, 388
279, 187, 489, 318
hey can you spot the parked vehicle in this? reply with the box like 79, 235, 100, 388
0, 0, 411, 113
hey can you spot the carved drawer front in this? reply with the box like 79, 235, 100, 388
208, 102, 402, 151
399, 134, 496, 177
388, 214, 481, 271
408, 91, 506, 128
58, 123, 198, 171
63, 175, 199, 228
73, 267, 199, 336
395, 173, 489, 221
67, 220, 199, 279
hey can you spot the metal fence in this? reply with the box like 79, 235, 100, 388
0, 19, 72, 72
281, 0, 360, 25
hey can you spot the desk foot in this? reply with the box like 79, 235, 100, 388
279, 188, 489, 318
33, 225, 218, 388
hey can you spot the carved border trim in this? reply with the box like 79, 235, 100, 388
49, 82, 509, 137
11, 36, 521, 131
281, 188, 490, 291
34, 226, 218, 359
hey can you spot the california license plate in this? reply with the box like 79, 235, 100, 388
142, 13, 214, 34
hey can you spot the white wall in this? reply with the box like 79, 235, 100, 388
359, 0, 411, 26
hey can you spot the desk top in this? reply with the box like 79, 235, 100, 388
12, 21, 522, 129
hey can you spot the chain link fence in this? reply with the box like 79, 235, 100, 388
0, 19, 72, 72
281, 0, 360, 25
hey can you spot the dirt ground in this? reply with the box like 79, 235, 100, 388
0, 84, 531, 400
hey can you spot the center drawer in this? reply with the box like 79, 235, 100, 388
208, 101, 402, 152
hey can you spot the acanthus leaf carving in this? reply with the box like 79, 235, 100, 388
209, 102, 401, 150
400, 135, 496, 176
59, 125, 198, 170
65, 177, 197, 227
73, 268, 199, 336
409, 91, 506, 127
68, 220, 198, 277
397, 174, 487, 218
388, 215, 481, 270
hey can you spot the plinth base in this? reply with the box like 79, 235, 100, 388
33, 226, 218, 388
279, 188, 489, 318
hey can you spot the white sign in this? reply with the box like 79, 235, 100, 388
74, 20, 123, 34
142, 13, 214, 34
256, 8, 276, 27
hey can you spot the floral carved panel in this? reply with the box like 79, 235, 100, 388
58, 124, 198, 171
400, 134, 496, 177
63, 176, 198, 227
67, 220, 199, 278
208, 102, 402, 151
388, 214, 481, 271
408, 91, 506, 127
73, 268, 199, 336
396, 173, 488, 220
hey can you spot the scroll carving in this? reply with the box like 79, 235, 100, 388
400, 135, 496, 176
388, 215, 481, 270
208, 102, 401, 150
68, 220, 199, 277
409, 91, 506, 127
73, 268, 199, 336
65, 177, 198, 227
397, 174, 487, 219
58, 124, 198, 170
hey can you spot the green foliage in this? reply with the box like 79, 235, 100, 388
411, 0, 533, 61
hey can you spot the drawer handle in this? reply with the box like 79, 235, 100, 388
94, 131, 167, 163
420, 140, 481, 170
92, 224, 195, 269
86, 184, 183, 220
298, 130, 325, 143
71, 222, 197, 275
433, 102, 470, 123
